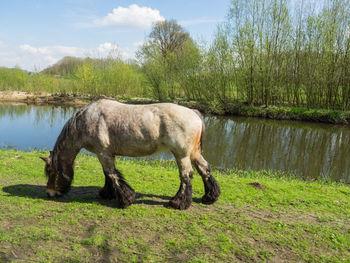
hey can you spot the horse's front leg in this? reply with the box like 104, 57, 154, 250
98, 155, 135, 208
169, 156, 193, 210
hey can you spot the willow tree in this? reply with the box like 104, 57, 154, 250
222, 0, 350, 109
226, 0, 291, 105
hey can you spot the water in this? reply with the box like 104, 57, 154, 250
1, 103, 349, 183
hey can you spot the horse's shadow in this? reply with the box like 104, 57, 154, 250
2, 184, 201, 208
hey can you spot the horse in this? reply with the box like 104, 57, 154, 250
40, 99, 220, 210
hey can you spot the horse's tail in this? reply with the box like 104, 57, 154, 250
192, 109, 205, 153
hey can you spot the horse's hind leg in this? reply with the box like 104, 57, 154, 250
99, 173, 115, 200
97, 154, 135, 208
193, 154, 220, 204
169, 156, 193, 210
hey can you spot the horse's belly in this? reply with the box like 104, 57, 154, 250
113, 140, 166, 157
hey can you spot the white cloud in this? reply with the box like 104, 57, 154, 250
14, 44, 87, 70
0, 41, 6, 48
132, 41, 145, 47
19, 44, 39, 53
96, 42, 117, 54
0, 42, 140, 71
19, 44, 84, 56
93, 4, 164, 29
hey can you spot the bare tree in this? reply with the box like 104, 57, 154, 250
149, 19, 190, 58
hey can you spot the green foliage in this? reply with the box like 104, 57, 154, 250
0, 67, 29, 90
72, 58, 147, 97
42, 56, 83, 76
222, 104, 350, 124
0, 57, 147, 97
74, 60, 100, 95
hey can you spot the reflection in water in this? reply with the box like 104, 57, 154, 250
203, 116, 350, 182
0, 103, 75, 150
0, 103, 349, 182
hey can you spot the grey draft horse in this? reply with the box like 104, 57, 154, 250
40, 99, 220, 210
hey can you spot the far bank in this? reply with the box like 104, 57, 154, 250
1, 90, 349, 125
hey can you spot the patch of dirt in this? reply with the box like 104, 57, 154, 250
0, 244, 37, 263
0, 91, 158, 108
0, 251, 9, 263
247, 182, 266, 189
0, 91, 91, 106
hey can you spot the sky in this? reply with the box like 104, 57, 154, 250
0, 0, 231, 71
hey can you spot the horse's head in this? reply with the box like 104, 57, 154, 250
40, 152, 72, 197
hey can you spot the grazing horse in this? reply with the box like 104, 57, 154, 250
40, 99, 220, 210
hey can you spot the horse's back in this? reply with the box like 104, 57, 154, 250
79, 99, 203, 157
85, 99, 201, 130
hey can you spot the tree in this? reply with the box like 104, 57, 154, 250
138, 19, 199, 100
149, 19, 190, 58
74, 59, 100, 94
42, 56, 83, 76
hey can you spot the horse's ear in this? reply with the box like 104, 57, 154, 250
40, 157, 51, 165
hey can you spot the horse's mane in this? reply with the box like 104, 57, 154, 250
53, 117, 74, 153
52, 106, 86, 165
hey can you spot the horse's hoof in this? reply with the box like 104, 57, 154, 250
202, 175, 221, 205
116, 184, 136, 208
119, 199, 133, 208
118, 196, 135, 208
169, 196, 192, 210
99, 187, 115, 200
201, 187, 220, 204
201, 194, 218, 204
46, 188, 62, 197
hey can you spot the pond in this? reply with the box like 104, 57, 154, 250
1, 103, 349, 183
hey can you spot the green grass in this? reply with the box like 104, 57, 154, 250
219, 104, 350, 125
0, 149, 350, 262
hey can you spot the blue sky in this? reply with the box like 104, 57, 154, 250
0, 0, 231, 71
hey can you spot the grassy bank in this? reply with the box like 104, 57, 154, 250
0, 149, 349, 262
219, 103, 350, 125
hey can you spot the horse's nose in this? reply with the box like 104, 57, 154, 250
46, 188, 61, 197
